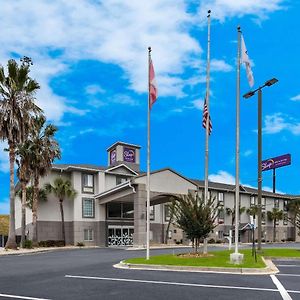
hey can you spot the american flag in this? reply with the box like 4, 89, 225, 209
202, 97, 212, 135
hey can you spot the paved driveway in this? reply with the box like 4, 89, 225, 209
0, 246, 299, 300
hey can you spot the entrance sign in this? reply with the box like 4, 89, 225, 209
262, 154, 291, 171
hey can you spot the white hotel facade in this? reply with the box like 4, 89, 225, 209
15, 141, 299, 247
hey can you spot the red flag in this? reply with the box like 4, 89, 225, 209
202, 97, 212, 135
149, 58, 157, 108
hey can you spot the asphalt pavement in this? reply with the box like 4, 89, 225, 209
0, 244, 299, 300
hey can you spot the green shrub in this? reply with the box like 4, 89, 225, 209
24, 240, 33, 249
286, 237, 295, 242
216, 240, 222, 244
38, 240, 65, 247
208, 238, 215, 244
77, 242, 85, 247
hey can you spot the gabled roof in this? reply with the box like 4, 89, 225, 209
105, 164, 138, 176
107, 141, 141, 152
52, 164, 106, 173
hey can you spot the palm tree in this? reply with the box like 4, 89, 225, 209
0, 58, 41, 249
45, 178, 76, 245
287, 199, 300, 240
267, 208, 284, 242
29, 116, 61, 245
226, 206, 246, 227
17, 186, 47, 210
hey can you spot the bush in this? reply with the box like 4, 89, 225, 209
77, 242, 85, 247
38, 240, 65, 247
281, 239, 286, 242
216, 240, 222, 244
24, 240, 33, 249
286, 237, 295, 242
208, 238, 216, 244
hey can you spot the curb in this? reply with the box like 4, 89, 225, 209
0, 246, 101, 256
114, 257, 279, 275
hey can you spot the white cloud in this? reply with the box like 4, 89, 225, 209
211, 59, 233, 72
263, 113, 300, 135
85, 84, 106, 95
198, 0, 285, 23
209, 170, 235, 184
192, 99, 204, 110
0, 198, 9, 214
243, 150, 253, 157
291, 94, 300, 101
0, 0, 285, 123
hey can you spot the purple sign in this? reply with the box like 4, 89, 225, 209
262, 154, 291, 171
110, 149, 117, 164
123, 147, 135, 163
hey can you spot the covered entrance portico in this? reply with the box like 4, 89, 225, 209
94, 168, 198, 247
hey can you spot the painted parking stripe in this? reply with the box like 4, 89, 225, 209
0, 293, 50, 300
270, 275, 292, 300
65, 274, 279, 293
277, 273, 300, 277
277, 265, 300, 267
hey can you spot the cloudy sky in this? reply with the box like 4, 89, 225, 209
0, 0, 299, 213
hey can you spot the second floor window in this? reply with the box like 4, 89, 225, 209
82, 198, 95, 218
274, 199, 279, 209
218, 192, 224, 206
82, 174, 94, 193
250, 196, 256, 207
283, 200, 288, 211
262, 197, 266, 210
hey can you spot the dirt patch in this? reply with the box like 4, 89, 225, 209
177, 253, 214, 258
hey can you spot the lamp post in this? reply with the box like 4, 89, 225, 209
243, 78, 278, 251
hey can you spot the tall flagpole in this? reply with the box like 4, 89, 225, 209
146, 47, 151, 260
230, 26, 244, 264
203, 10, 211, 255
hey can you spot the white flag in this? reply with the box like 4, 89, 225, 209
241, 35, 254, 88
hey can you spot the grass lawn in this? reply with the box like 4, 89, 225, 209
125, 248, 300, 269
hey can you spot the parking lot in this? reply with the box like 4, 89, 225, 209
0, 246, 299, 300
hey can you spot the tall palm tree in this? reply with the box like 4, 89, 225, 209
267, 208, 284, 242
45, 178, 76, 246
17, 186, 47, 210
0, 59, 41, 249
287, 199, 300, 240
29, 116, 61, 245
16, 140, 33, 248
226, 206, 246, 227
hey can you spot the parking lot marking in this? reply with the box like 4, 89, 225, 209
65, 274, 279, 293
270, 275, 292, 300
277, 274, 300, 277
0, 293, 51, 300
277, 265, 300, 267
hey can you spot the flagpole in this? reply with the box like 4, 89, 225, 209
203, 10, 211, 255
230, 26, 244, 264
146, 46, 151, 260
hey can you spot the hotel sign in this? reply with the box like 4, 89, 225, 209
123, 147, 135, 163
262, 154, 291, 171
110, 149, 117, 164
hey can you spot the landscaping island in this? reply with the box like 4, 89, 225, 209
124, 248, 300, 270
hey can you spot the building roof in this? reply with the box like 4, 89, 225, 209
52, 164, 106, 172
0, 215, 9, 235
192, 179, 294, 199
106, 141, 141, 152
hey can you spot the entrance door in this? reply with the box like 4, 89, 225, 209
107, 226, 134, 246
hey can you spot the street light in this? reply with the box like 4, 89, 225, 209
243, 77, 278, 251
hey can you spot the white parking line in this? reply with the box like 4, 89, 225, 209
277, 265, 300, 267
0, 293, 50, 300
277, 273, 300, 277
65, 274, 279, 293
270, 275, 292, 300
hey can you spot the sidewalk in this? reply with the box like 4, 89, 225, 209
0, 245, 100, 256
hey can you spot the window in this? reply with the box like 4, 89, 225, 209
164, 204, 171, 222
262, 212, 266, 225
116, 176, 128, 185
250, 196, 256, 207
274, 199, 279, 209
82, 174, 94, 193
84, 229, 94, 241
283, 200, 288, 211
107, 202, 134, 219
283, 213, 288, 225
218, 208, 225, 224
150, 205, 155, 221
262, 197, 266, 210
82, 198, 95, 218
218, 192, 224, 206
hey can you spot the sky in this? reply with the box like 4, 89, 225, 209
0, 0, 299, 213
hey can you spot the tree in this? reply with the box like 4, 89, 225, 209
29, 116, 61, 245
267, 208, 284, 242
287, 199, 300, 240
0, 58, 41, 249
45, 178, 76, 245
17, 186, 47, 210
226, 206, 246, 227
172, 192, 219, 254
164, 197, 176, 244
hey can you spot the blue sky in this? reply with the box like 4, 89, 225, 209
0, 0, 299, 213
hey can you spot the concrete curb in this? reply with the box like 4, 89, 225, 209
0, 246, 101, 256
114, 257, 279, 275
